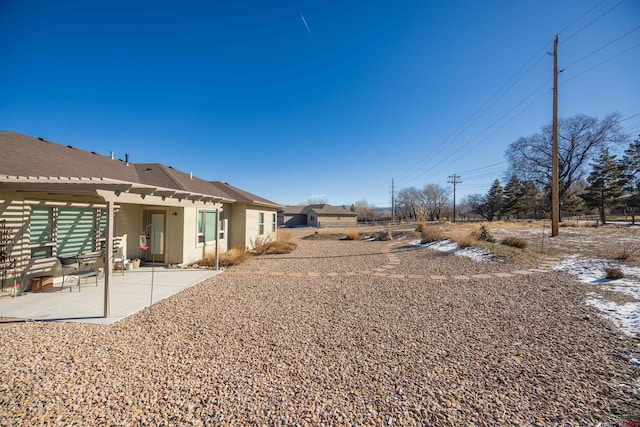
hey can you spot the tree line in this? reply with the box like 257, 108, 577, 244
391, 113, 639, 224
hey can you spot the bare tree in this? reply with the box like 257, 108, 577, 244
307, 194, 328, 204
505, 113, 628, 206
352, 199, 376, 222
422, 184, 450, 220
396, 187, 420, 220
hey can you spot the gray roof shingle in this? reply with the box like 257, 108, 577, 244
0, 131, 280, 206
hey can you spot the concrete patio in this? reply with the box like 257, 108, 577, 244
0, 266, 222, 325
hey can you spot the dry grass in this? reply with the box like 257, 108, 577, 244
613, 244, 640, 262
219, 248, 252, 267
344, 231, 361, 240
501, 236, 528, 249
604, 266, 624, 280
415, 221, 427, 233
450, 231, 478, 248
251, 231, 297, 255
420, 227, 445, 244
195, 247, 252, 268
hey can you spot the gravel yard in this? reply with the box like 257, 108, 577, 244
1, 236, 639, 425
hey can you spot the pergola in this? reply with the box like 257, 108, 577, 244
0, 175, 233, 317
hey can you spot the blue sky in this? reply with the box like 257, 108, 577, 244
1, 0, 638, 207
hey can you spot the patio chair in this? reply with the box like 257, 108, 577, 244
58, 252, 101, 292
59, 256, 79, 289
112, 236, 126, 275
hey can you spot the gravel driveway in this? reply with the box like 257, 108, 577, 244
1, 237, 639, 425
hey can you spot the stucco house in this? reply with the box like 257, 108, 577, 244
0, 131, 280, 290
278, 204, 357, 227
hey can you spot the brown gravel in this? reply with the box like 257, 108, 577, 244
1, 237, 639, 425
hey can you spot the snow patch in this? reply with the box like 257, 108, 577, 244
554, 255, 640, 339
409, 239, 493, 263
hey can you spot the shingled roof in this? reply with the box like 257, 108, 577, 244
304, 204, 357, 216
209, 181, 281, 208
279, 204, 357, 216
0, 131, 279, 206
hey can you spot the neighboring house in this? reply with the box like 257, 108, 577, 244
0, 131, 281, 287
278, 204, 357, 227
278, 205, 308, 227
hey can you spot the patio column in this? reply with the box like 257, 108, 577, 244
215, 208, 220, 270
104, 200, 114, 318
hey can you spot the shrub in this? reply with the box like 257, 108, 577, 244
251, 231, 297, 255
613, 244, 639, 261
219, 248, 251, 267
251, 235, 273, 255
343, 231, 360, 240
197, 247, 251, 268
415, 221, 427, 233
420, 227, 444, 244
501, 236, 528, 249
604, 266, 624, 280
451, 232, 478, 248
473, 224, 496, 243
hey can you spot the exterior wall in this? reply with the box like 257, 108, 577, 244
227, 203, 247, 250
165, 207, 185, 265
316, 215, 358, 227
245, 206, 278, 249
115, 203, 143, 261
180, 205, 227, 265
307, 212, 318, 227
282, 214, 307, 227
227, 204, 278, 249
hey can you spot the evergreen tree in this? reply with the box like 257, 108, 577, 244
485, 179, 504, 221
621, 136, 640, 224
562, 180, 588, 218
502, 175, 521, 218
582, 148, 626, 224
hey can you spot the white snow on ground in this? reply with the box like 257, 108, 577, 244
554, 255, 640, 339
409, 239, 493, 262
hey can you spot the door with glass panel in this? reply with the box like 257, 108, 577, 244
142, 210, 165, 263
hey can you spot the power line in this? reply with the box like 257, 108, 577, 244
411, 80, 551, 184
620, 113, 640, 122
458, 161, 508, 175
395, 0, 630, 189
557, 0, 607, 36
564, 25, 640, 70
562, 0, 626, 44
448, 174, 462, 222
394, 44, 552, 184
563, 42, 640, 84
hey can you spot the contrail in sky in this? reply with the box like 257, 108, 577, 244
300, 13, 312, 34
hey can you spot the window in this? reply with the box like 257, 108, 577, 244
258, 213, 264, 235
29, 206, 104, 259
30, 207, 54, 259
57, 208, 97, 256
197, 210, 218, 244
272, 213, 276, 232
218, 212, 225, 240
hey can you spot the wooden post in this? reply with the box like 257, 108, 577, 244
551, 34, 560, 237
103, 200, 113, 318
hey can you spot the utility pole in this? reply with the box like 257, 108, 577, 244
448, 174, 462, 223
391, 178, 396, 224
551, 34, 560, 237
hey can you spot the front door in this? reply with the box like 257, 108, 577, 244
143, 210, 166, 263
